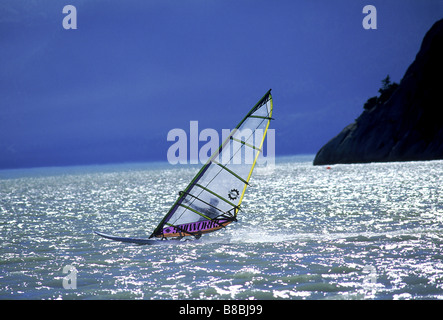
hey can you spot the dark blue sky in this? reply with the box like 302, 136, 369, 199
1, 0, 442, 169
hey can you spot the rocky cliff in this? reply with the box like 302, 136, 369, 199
313, 19, 443, 166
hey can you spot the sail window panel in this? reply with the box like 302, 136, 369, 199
237, 117, 264, 134
229, 128, 266, 161
218, 134, 261, 175
250, 116, 270, 130
184, 187, 234, 220
250, 100, 271, 118
168, 202, 205, 225
232, 118, 268, 146
194, 183, 238, 209
228, 133, 258, 166
196, 163, 246, 208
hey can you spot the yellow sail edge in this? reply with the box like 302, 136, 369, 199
236, 93, 273, 217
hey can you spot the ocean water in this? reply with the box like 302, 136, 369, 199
1, 155, 442, 300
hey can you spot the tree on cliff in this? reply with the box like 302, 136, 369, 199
380, 75, 392, 92
364, 74, 399, 110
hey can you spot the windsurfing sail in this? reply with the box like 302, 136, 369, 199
150, 89, 273, 239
